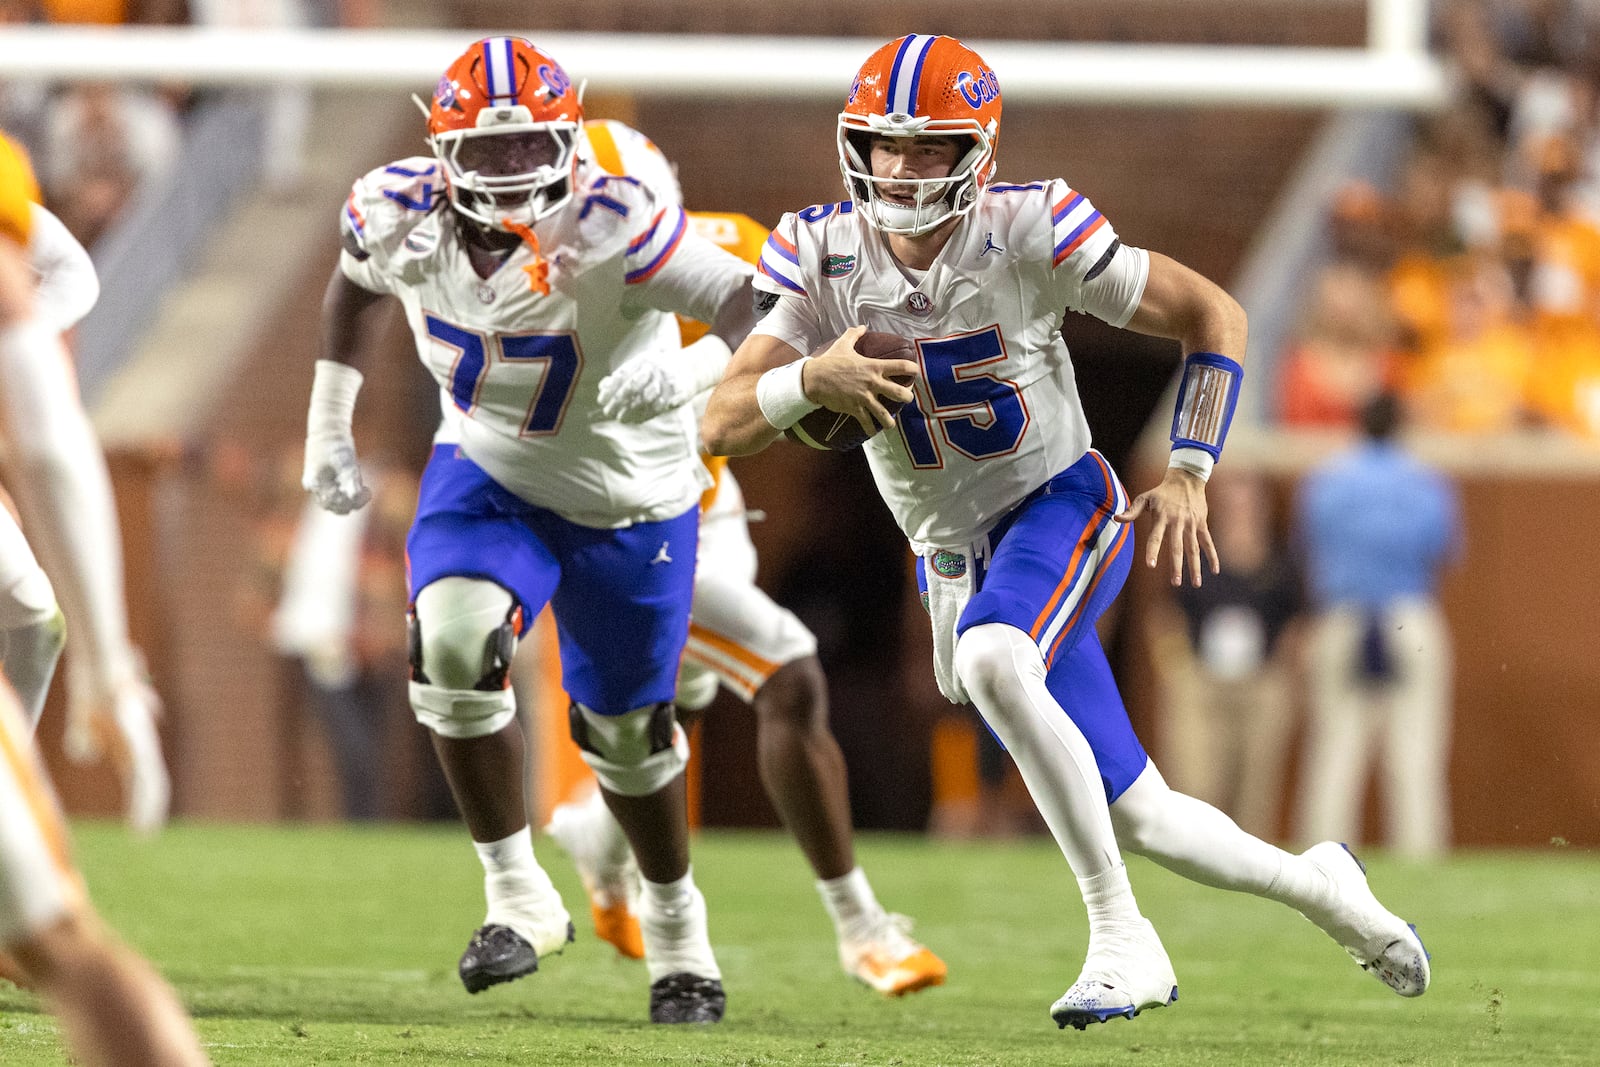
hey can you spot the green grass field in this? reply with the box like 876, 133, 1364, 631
1, 824, 1594, 1065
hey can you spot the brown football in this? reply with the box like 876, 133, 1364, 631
785, 331, 917, 452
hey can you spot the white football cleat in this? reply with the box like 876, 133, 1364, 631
545, 796, 644, 959
1299, 841, 1431, 997
838, 911, 947, 997
1050, 917, 1178, 1030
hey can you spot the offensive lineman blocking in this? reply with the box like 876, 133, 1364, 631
305, 38, 755, 1023
703, 34, 1431, 1029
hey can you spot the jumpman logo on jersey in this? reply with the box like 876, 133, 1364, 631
979, 232, 1004, 258
650, 541, 673, 565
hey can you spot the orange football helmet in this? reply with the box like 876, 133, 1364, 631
838, 35, 1002, 236
426, 36, 584, 229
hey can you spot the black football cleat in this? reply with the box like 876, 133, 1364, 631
648, 972, 726, 1024
458, 921, 573, 994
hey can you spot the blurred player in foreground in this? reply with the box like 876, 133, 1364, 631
0, 130, 168, 834
0, 127, 206, 1067
703, 34, 1430, 1029
306, 37, 755, 1023
546, 119, 946, 997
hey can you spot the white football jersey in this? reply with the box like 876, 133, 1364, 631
339, 155, 749, 528
751, 180, 1149, 553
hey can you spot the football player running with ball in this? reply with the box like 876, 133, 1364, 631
703, 34, 1430, 1030
305, 37, 756, 1024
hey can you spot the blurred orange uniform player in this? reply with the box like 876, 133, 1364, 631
0, 129, 207, 1067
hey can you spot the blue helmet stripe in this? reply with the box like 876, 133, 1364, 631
888, 35, 935, 115
483, 36, 517, 103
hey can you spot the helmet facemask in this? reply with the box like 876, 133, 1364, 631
838, 114, 994, 236
432, 106, 579, 231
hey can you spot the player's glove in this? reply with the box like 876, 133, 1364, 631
64, 651, 171, 837
597, 334, 733, 424
302, 359, 372, 513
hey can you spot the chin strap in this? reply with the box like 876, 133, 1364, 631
499, 218, 552, 295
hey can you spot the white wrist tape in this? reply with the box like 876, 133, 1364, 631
678, 333, 734, 398
756, 357, 819, 430
307, 359, 364, 439
1167, 446, 1215, 482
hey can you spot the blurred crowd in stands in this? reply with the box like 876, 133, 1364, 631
1281, 0, 1600, 438
0, 0, 373, 249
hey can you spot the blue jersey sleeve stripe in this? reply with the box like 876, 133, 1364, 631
626, 206, 674, 255
756, 260, 807, 296
1053, 213, 1108, 266
1052, 192, 1085, 226
579, 193, 630, 220
384, 163, 436, 178
625, 207, 687, 284
763, 231, 801, 266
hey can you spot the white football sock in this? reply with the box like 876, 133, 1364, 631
817, 866, 881, 941
955, 623, 1123, 877
474, 826, 560, 921
639, 869, 719, 983
1078, 863, 1144, 929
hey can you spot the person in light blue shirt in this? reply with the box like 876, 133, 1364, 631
1292, 392, 1462, 859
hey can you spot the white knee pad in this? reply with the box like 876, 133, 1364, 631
408, 577, 519, 740
674, 660, 721, 713
571, 702, 689, 797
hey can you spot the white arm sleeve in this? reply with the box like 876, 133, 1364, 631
637, 233, 754, 325
1074, 243, 1150, 329
27, 204, 99, 331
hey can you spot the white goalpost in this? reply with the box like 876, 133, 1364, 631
0, 0, 1446, 110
